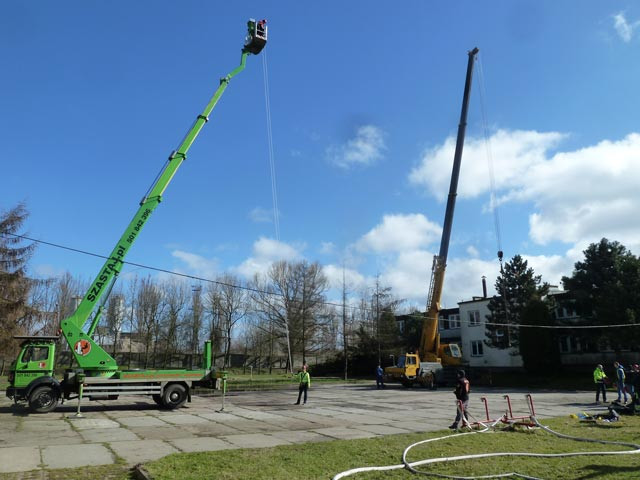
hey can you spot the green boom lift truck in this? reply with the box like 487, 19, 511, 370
6, 19, 268, 413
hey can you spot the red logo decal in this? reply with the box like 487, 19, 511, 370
74, 339, 92, 356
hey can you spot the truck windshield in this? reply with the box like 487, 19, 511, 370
22, 347, 49, 363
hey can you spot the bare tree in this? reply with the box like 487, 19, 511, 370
189, 285, 204, 367
250, 262, 296, 372
250, 260, 329, 371
204, 285, 223, 362
207, 274, 249, 368
135, 276, 163, 367
104, 290, 125, 356
25, 277, 58, 336
295, 261, 329, 365
161, 279, 189, 366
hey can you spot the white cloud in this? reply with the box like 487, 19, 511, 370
248, 207, 275, 224
409, 129, 565, 201
322, 264, 367, 291
234, 237, 304, 278
466, 245, 480, 258
319, 241, 336, 255
171, 250, 219, 279
409, 128, 640, 254
521, 252, 577, 289
376, 250, 499, 308
357, 213, 442, 253
613, 12, 640, 42
32, 263, 66, 278
327, 125, 386, 169
520, 134, 640, 248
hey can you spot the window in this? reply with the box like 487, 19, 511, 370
468, 310, 481, 326
21, 346, 49, 363
448, 314, 460, 329
471, 340, 484, 356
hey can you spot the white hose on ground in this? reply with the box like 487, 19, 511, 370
331, 416, 640, 480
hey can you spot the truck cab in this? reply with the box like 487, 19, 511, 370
7, 336, 59, 411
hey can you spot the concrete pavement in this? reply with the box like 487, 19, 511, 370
0, 384, 603, 474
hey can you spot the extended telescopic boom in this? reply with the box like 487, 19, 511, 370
420, 47, 478, 362
60, 19, 268, 375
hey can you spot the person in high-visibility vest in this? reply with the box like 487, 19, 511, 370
294, 364, 311, 405
593, 364, 607, 404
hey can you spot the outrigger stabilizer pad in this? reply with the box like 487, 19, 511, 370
244, 19, 267, 55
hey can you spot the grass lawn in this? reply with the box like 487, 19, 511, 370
143, 415, 640, 480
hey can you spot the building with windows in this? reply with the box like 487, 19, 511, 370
457, 297, 523, 368
398, 285, 638, 369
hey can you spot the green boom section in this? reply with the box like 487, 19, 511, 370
60, 22, 263, 374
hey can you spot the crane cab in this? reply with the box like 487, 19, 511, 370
440, 343, 462, 366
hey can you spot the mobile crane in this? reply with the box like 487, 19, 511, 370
6, 19, 268, 413
385, 48, 478, 388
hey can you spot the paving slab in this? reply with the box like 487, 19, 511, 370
312, 426, 378, 440
220, 433, 292, 449
80, 427, 140, 443
178, 422, 241, 437
0, 446, 41, 473
129, 426, 195, 441
213, 416, 286, 433
109, 439, 179, 464
159, 413, 210, 425
353, 424, 412, 435
270, 430, 334, 444
169, 436, 234, 453
332, 413, 391, 425
41, 443, 113, 469
67, 417, 121, 430
116, 415, 169, 427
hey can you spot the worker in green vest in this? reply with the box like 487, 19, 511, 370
593, 363, 607, 404
294, 364, 311, 405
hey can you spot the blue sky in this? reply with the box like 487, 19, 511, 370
3, 2, 640, 310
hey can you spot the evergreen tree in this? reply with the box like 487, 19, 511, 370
562, 238, 640, 350
485, 254, 549, 349
0, 203, 35, 354
519, 298, 560, 373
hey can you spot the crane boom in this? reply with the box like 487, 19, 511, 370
60, 19, 268, 375
420, 47, 478, 362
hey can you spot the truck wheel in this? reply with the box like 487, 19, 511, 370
162, 384, 187, 409
28, 386, 59, 413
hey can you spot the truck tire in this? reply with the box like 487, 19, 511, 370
162, 384, 187, 409
28, 385, 59, 413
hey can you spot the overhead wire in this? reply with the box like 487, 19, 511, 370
4, 231, 640, 330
